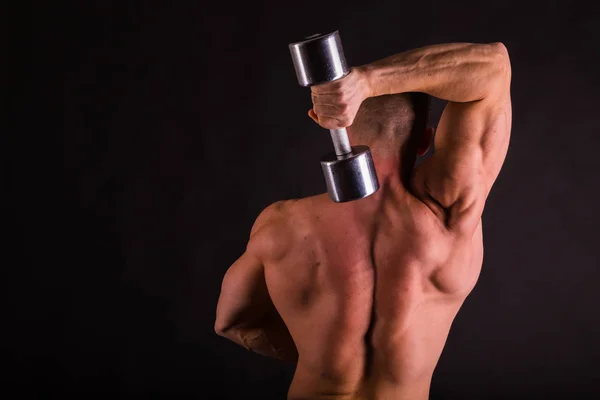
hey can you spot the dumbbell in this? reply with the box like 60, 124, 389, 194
289, 31, 380, 203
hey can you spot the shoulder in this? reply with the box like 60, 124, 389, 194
250, 201, 287, 238
248, 200, 295, 261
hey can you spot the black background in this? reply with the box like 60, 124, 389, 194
7, 1, 600, 398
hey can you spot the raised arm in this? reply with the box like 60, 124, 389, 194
361, 42, 512, 231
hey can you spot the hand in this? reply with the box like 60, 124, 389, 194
308, 67, 371, 129
234, 304, 298, 363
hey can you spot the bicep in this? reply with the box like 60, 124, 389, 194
413, 81, 512, 231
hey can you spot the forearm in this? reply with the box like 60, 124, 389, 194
360, 42, 509, 102
223, 326, 297, 363
218, 313, 298, 363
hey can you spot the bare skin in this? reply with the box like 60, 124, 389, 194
215, 42, 512, 399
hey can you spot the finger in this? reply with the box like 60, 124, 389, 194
308, 109, 319, 124
319, 116, 344, 130
309, 109, 344, 129
310, 81, 342, 94
313, 104, 341, 118
311, 92, 342, 105
319, 117, 343, 129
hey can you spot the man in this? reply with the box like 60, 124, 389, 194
215, 42, 512, 400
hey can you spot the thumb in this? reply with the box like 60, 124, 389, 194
308, 109, 319, 124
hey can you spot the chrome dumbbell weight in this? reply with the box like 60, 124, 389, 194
289, 31, 379, 203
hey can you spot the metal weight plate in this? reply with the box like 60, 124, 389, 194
320, 146, 380, 202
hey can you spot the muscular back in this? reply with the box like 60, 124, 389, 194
216, 42, 511, 400
263, 186, 483, 399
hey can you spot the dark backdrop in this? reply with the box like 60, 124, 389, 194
7, 1, 600, 399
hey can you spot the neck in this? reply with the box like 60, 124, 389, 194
367, 140, 416, 185
331, 149, 413, 211
340, 132, 417, 206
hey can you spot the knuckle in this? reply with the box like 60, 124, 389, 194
339, 91, 351, 103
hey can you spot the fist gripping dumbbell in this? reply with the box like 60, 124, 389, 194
289, 31, 380, 203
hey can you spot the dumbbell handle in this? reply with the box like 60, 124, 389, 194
330, 128, 352, 157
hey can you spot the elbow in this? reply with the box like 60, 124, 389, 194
489, 42, 511, 78
490, 42, 508, 58
214, 318, 233, 337
214, 323, 225, 337
478, 42, 510, 95
214, 326, 225, 337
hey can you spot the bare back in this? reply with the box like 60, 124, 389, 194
216, 42, 511, 400
264, 187, 484, 400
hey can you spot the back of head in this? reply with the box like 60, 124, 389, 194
348, 92, 430, 157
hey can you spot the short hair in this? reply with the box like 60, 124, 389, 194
348, 92, 430, 154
